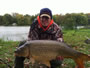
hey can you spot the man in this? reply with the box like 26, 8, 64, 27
14, 8, 64, 68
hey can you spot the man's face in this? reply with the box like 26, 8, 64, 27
40, 16, 51, 27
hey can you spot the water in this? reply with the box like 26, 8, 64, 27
0, 26, 30, 41
0, 26, 85, 41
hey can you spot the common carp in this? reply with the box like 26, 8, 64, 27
14, 40, 90, 68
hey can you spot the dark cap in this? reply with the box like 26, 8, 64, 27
40, 8, 52, 19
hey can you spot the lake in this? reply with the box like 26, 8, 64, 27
0, 26, 85, 41
0, 26, 30, 41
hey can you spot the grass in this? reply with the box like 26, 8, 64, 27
0, 40, 19, 68
0, 28, 90, 68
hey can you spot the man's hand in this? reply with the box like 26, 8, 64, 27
56, 56, 64, 61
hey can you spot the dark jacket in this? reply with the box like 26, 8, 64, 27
28, 19, 63, 40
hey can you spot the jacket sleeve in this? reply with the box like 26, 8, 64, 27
28, 20, 39, 40
54, 24, 63, 42
55, 27, 63, 38
56, 28, 63, 42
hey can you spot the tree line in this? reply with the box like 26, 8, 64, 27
0, 13, 90, 29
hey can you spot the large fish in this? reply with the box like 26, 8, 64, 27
14, 40, 90, 68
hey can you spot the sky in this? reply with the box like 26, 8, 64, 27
0, 0, 90, 15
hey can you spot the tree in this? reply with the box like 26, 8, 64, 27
86, 13, 90, 25
62, 13, 75, 29
0, 15, 3, 25
62, 13, 88, 30
53, 14, 64, 26
73, 13, 88, 26
2, 14, 13, 26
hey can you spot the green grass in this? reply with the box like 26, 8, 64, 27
0, 28, 90, 68
0, 40, 19, 68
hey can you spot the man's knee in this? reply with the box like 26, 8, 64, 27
14, 56, 25, 68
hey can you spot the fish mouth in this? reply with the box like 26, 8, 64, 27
14, 53, 17, 56
14, 50, 17, 53
14, 52, 21, 57
14, 50, 19, 56
14, 50, 18, 54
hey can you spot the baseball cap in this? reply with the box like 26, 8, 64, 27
40, 8, 52, 19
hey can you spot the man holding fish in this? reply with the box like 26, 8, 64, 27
14, 8, 64, 68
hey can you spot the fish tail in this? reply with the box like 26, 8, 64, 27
74, 53, 90, 68
79, 53, 90, 61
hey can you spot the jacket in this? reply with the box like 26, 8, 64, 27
28, 18, 63, 40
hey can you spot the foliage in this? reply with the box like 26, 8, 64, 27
2, 14, 13, 26
61, 13, 88, 29
0, 13, 90, 28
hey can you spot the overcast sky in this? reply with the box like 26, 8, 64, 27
0, 0, 90, 15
